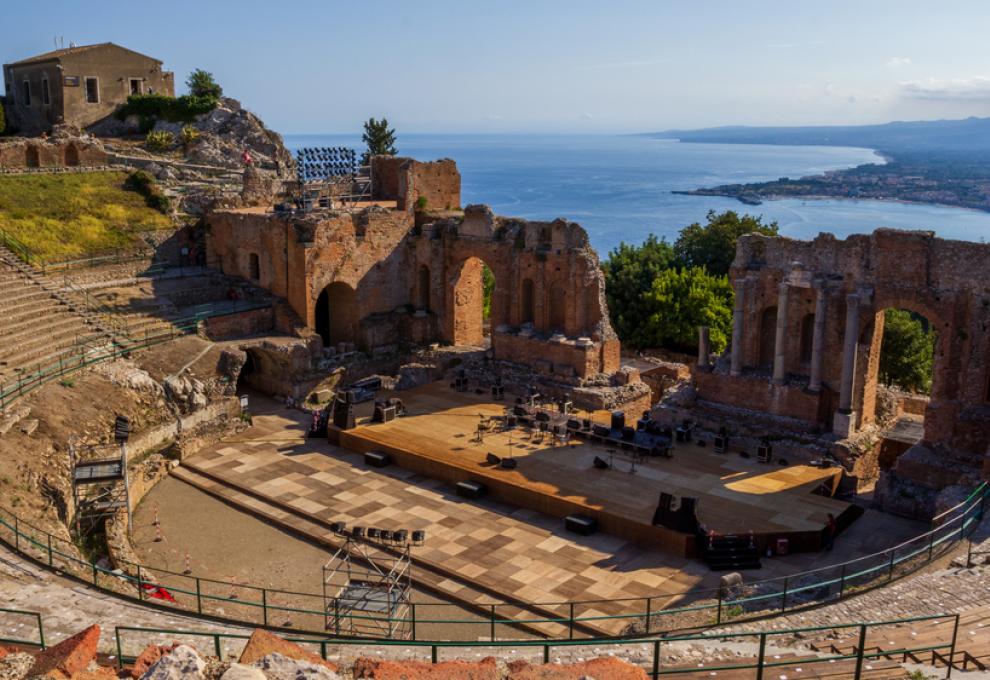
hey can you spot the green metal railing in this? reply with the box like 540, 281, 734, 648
113, 613, 960, 679
0, 485, 984, 642
0, 607, 46, 649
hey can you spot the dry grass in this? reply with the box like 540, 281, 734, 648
0, 171, 172, 261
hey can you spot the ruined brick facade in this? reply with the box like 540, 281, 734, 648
0, 136, 107, 169
207, 157, 621, 380
690, 229, 990, 505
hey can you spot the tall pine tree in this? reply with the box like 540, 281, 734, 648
361, 118, 397, 165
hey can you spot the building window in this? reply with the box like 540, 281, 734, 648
21, 80, 31, 107
84, 77, 99, 103
129, 78, 143, 95
42, 78, 50, 106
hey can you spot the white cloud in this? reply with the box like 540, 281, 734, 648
884, 56, 911, 68
900, 77, 990, 101
579, 112, 594, 120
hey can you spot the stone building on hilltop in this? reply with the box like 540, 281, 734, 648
2, 42, 174, 134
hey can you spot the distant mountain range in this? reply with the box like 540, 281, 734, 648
645, 116, 990, 158
649, 117, 990, 213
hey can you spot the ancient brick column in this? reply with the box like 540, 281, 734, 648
730, 280, 745, 376
808, 285, 826, 392
772, 281, 790, 385
836, 292, 862, 422
697, 325, 710, 369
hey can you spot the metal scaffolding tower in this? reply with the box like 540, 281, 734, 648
323, 534, 413, 639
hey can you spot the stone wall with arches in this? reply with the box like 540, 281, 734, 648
207, 158, 621, 380
693, 228, 990, 481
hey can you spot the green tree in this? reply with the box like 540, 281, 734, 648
603, 235, 678, 346
638, 267, 734, 353
482, 264, 496, 320
879, 309, 935, 393
186, 69, 223, 99
673, 210, 779, 276
361, 117, 397, 165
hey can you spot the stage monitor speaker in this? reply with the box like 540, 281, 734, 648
611, 411, 625, 431
491, 384, 504, 400
592, 424, 611, 438
332, 400, 355, 430
567, 418, 582, 430
621, 426, 636, 441
659, 492, 675, 510
593, 456, 610, 470
713, 435, 727, 454
500, 457, 518, 470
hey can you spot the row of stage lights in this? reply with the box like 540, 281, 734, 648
296, 147, 358, 182
330, 521, 426, 546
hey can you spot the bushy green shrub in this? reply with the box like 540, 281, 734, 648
145, 130, 175, 152
186, 69, 223, 99
124, 170, 171, 214
116, 93, 218, 124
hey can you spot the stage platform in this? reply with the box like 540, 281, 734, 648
333, 383, 854, 558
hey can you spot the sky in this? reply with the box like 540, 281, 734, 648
3, 0, 989, 134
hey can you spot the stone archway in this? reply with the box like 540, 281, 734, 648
449, 256, 493, 347
758, 306, 777, 369
25, 145, 40, 168
547, 281, 567, 333
64, 144, 80, 167
314, 282, 358, 349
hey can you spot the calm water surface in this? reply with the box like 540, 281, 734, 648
285, 134, 990, 255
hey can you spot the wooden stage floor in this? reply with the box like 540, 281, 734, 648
338, 383, 850, 556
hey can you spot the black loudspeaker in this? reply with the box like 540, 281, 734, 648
713, 435, 727, 454
659, 492, 675, 510
621, 426, 636, 442
593, 456, 610, 470
652, 493, 698, 533
332, 398, 355, 429
114, 416, 130, 444
676, 497, 700, 534
500, 458, 518, 470
592, 424, 612, 438
567, 418, 582, 430
611, 411, 625, 431
491, 384, 504, 400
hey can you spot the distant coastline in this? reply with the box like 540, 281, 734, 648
648, 117, 990, 215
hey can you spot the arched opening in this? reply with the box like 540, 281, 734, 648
64, 144, 80, 167
799, 313, 815, 366
315, 282, 358, 349
417, 265, 431, 310
451, 256, 495, 347
547, 281, 566, 333
758, 306, 777, 369
248, 253, 260, 281
25, 145, 39, 168
236, 348, 257, 393
520, 278, 535, 325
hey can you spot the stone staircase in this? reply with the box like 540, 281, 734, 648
0, 247, 120, 393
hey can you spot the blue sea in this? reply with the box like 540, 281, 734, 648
285, 133, 990, 256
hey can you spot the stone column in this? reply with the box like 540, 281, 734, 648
837, 293, 861, 412
771, 282, 789, 385
730, 280, 745, 376
808, 286, 826, 392
697, 326, 710, 369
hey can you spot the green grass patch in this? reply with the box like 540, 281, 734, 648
0, 171, 172, 261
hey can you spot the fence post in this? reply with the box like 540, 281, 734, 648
490, 604, 497, 642
137, 566, 144, 600
853, 624, 867, 680
36, 612, 45, 650
887, 549, 896, 581
947, 614, 960, 679
214, 634, 222, 659
411, 603, 417, 641
967, 538, 974, 569
652, 639, 660, 679
543, 644, 550, 664
928, 528, 936, 560
116, 630, 123, 669
431, 646, 438, 664
716, 588, 722, 624
14, 516, 19, 551
92, 560, 98, 586
262, 588, 268, 627
196, 578, 203, 615
568, 602, 575, 640
780, 577, 788, 612
47, 534, 53, 567
644, 597, 652, 634
755, 632, 766, 680
838, 563, 846, 600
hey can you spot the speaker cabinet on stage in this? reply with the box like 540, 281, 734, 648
713, 434, 728, 454
491, 384, 504, 400
652, 493, 699, 534
758, 442, 773, 463
621, 426, 636, 442
332, 398, 355, 430
611, 411, 625, 431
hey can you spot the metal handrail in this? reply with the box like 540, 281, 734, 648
0, 484, 984, 642
0, 606, 46, 649
112, 613, 960, 680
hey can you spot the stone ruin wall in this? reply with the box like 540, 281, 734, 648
0, 136, 107, 169
684, 228, 990, 514
207, 157, 621, 381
